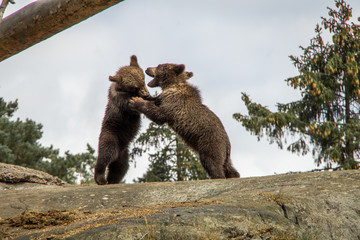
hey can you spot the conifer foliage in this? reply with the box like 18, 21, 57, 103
0, 97, 96, 183
234, 0, 360, 169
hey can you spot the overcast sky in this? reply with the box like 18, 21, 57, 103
1, 0, 360, 183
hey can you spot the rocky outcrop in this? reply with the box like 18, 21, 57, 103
0, 167, 360, 239
0, 163, 67, 190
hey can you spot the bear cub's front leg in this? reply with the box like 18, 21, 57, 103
129, 97, 148, 112
129, 97, 167, 125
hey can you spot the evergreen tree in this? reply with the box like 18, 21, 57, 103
233, 0, 360, 170
42, 144, 96, 184
131, 122, 209, 182
0, 97, 96, 184
0, 97, 58, 168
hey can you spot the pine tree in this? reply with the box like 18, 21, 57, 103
131, 122, 209, 182
233, 0, 360, 170
0, 97, 96, 183
43, 144, 96, 184
0, 97, 58, 169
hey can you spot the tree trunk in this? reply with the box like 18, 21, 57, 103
0, 0, 125, 62
344, 82, 356, 169
175, 138, 183, 181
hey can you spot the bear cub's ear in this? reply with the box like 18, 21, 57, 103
109, 76, 117, 82
109, 75, 122, 82
185, 72, 193, 79
174, 64, 185, 75
130, 55, 139, 67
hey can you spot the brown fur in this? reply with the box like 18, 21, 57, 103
94, 55, 150, 185
129, 63, 240, 179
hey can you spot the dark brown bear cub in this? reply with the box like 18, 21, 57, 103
94, 55, 150, 185
129, 63, 240, 179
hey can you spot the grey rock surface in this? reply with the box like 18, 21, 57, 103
0, 169, 360, 239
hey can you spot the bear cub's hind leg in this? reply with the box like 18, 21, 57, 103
95, 134, 120, 185
106, 150, 129, 184
199, 153, 226, 179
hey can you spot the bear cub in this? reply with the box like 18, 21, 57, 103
129, 63, 240, 179
94, 55, 150, 185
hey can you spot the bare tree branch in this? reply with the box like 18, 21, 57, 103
0, 0, 124, 62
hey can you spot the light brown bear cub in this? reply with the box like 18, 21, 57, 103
129, 63, 240, 179
94, 55, 150, 185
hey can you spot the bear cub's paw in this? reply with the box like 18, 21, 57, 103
95, 174, 108, 185
129, 97, 147, 111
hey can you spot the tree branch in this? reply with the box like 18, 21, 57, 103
0, 0, 14, 23
0, 0, 124, 62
